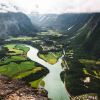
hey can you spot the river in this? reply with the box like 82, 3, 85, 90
26, 45, 70, 100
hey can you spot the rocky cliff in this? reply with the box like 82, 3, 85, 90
0, 75, 48, 100
0, 12, 37, 37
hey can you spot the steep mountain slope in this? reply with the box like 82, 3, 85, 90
29, 13, 92, 32
0, 12, 37, 37
0, 1, 38, 37
29, 13, 100, 56
29, 13, 58, 27
70, 13, 100, 59
62, 13, 100, 98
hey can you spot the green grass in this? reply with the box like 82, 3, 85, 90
37, 30, 62, 36
0, 44, 29, 64
10, 36, 33, 41
0, 43, 46, 88
30, 78, 45, 88
11, 56, 26, 61
0, 44, 34, 77
79, 59, 100, 65
5, 44, 23, 55
15, 44, 29, 53
0, 61, 35, 77
83, 68, 100, 79
0, 55, 26, 65
39, 52, 62, 64
15, 67, 42, 79
80, 59, 100, 79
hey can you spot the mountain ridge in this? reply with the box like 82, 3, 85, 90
0, 12, 38, 37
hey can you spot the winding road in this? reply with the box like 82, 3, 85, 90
26, 45, 70, 100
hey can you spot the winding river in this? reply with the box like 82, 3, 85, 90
26, 45, 70, 100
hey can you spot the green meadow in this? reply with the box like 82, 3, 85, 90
39, 52, 62, 64
0, 44, 46, 88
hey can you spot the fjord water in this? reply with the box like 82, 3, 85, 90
26, 45, 70, 100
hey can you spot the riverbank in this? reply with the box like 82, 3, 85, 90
0, 44, 70, 100
26, 45, 70, 100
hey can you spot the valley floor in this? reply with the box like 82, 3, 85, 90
0, 33, 99, 99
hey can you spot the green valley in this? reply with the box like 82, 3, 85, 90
0, 44, 48, 88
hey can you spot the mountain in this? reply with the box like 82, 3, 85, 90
0, 1, 38, 37
29, 12, 100, 59
69, 13, 100, 59
29, 13, 96, 40
0, 12, 38, 37
29, 13, 92, 31
29, 12, 58, 28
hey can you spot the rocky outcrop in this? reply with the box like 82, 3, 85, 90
0, 75, 48, 100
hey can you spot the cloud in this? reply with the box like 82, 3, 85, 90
0, 0, 100, 14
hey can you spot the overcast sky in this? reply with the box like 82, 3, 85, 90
1, 0, 100, 14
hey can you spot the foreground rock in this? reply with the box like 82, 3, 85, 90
0, 75, 48, 100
